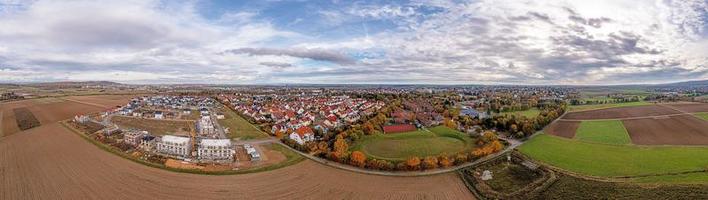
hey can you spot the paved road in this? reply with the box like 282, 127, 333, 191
0, 111, 3, 137
277, 136, 524, 177
62, 97, 110, 108
233, 137, 277, 145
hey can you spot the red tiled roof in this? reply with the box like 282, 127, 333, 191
295, 126, 314, 137
382, 124, 416, 134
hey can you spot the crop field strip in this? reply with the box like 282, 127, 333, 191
573, 120, 630, 145
521, 103, 708, 183
543, 120, 579, 138
519, 134, 708, 178
12, 107, 40, 130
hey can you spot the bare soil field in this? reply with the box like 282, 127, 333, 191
63, 95, 138, 108
664, 103, 708, 113
0, 123, 474, 200
623, 115, 708, 145
563, 105, 680, 120
543, 121, 580, 138
111, 116, 195, 136
1, 98, 112, 137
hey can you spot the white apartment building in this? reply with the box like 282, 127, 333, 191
197, 139, 234, 162
197, 115, 216, 136
156, 135, 191, 158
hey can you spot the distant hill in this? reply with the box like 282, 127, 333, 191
31, 81, 122, 86
28, 81, 124, 88
657, 80, 708, 87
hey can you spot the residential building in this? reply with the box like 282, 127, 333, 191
156, 135, 191, 158
124, 130, 147, 146
197, 139, 234, 162
289, 126, 315, 145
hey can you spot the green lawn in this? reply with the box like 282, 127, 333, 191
218, 105, 267, 140
695, 112, 708, 121
350, 126, 475, 161
518, 134, 708, 177
502, 108, 540, 118
574, 120, 631, 145
569, 101, 651, 112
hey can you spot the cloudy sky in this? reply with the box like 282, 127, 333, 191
0, 0, 706, 85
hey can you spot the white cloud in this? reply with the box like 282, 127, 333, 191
0, 0, 705, 84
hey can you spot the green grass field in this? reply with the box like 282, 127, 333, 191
518, 134, 708, 177
218, 105, 267, 140
695, 112, 708, 121
350, 126, 475, 161
502, 108, 540, 118
569, 101, 651, 112
574, 120, 631, 145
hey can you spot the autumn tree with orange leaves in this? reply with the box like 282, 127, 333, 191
350, 151, 367, 167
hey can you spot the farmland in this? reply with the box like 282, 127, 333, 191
543, 120, 579, 138
563, 104, 679, 120
1, 97, 114, 137
568, 101, 650, 112
519, 134, 708, 177
350, 126, 475, 161
573, 120, 630, 145
623, 115, 708, 145
13, 107, 41, 130
0, 122, 474, 199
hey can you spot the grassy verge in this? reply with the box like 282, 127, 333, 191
634, 172, 708, 184
218, 105, 268, 140
61, 120, 302, 175
574, 120, 630, 145
518, 134, 708, 177
569, 101, 650, 112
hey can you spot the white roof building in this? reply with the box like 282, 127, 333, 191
156, 135, 191, 159
197, 139, 234, 162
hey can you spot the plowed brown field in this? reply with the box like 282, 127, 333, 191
622, 115, 708, 145
544, 121, 580, 138
0, 123, 474, 199
563, 105, 680, 120
664, 103, 708, 113
0, 98, 113, 137
63, 95, 138, 108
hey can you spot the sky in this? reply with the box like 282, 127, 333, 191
0, 0, 706, 85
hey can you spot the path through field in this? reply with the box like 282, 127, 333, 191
0, 122, 474, 200
0, 111, 3, 137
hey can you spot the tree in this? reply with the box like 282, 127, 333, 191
423, 156, 439, 169
406, 157, 421, 170
454, 153, 469, 165
334, 134, 348, 154
439, 154, 453, 167
274, 130, 284, 139
363, 121, 376, 135
350, 151, 367, 168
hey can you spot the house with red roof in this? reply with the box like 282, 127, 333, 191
289, 126, 315, 145
382, 124, 417, 134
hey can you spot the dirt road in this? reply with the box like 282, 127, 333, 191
0, 122, 474, 200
